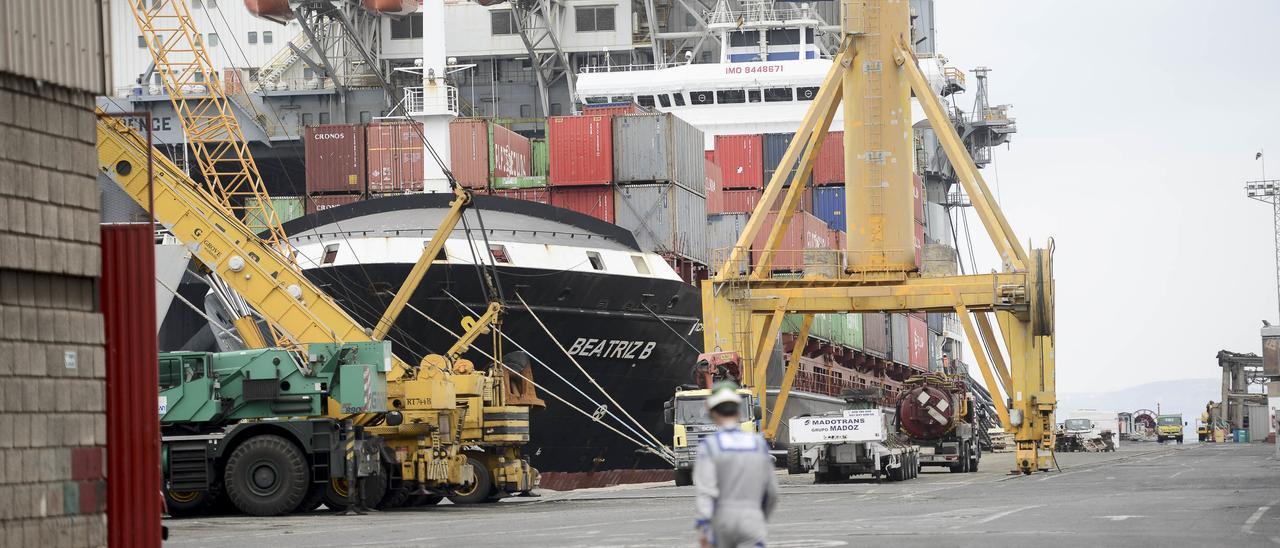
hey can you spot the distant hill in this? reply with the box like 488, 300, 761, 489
1058, 378, 1223, 434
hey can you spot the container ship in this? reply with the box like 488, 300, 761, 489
126, 0, 1011, 485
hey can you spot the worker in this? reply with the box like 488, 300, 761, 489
693, 382, 778, 548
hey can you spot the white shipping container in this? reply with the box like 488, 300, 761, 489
890, 313, 909, 365
615, 183, 710, 264
612, 113, 706, 194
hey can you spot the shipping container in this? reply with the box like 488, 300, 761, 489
581, 103, 648, 116
763, 133, 813, 188
890, 313, 909, 365
450, 119, 533, 190
915, 221, 925, 269
847, 313, 864, 350
707, 213, 748, 270
909, 315, 928, 370
862, 312, 889, 358
305, 124, 366, 194
914, 173, 925, 222
811, 185, 845, 231
550, 186, 616, 223
926, 312, 944, 334
305, 193, 362, 214
612, 113, 705, 193
101, 224, 163, 548
704, 159, 723, 195
813, 131, 845, 186
245, 196, 305, 229
531, 138, 549, 177
614, 183, 710, 264
750, 210, 831, 272
490, 187, 551, 205
707, 188, 762, 214
490, 176, 548, 190
548, 115, 613, 185
714, 134, 764, 189
366, 121, 425, 193
927, 331, 940, 373
767, 186, 813, 213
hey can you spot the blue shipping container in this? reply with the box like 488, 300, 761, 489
811, 186, 845, 231
763, 133, 813, 188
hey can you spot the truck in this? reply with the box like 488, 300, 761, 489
1157, 413, 1185, 443
1055, 409, 1119, 452
786, 390, 920, 483
895, 374, 981, 473
159, 342, 399, 516
663, 351, 760, 487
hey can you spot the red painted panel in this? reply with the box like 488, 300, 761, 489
365, 122, 425, 193
908, 315, 928, 370
813, 131, 845, 186
751, 211, 831, 271
703, 159, 722, 196
101, 223, 161, 548
550, 186, 615, 223
490, 122, 532, 180
305, 124, 366, 194
707, 189, 761, 214
714, 134, 763, 189
914, 173, 925, 222
490, 187, 551, 205
548, 115, 613, 186
915, 220, 925, 269
580, 103, 647, 117
306, 193, 362, 214
449, 119, 492, 190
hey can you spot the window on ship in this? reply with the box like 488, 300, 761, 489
636, 95, 655, 108
610, 96, 631, 103
631, 255, 650, 275
321, 243, 340, 265
671, 93, 686, 106
586, 251, 605, 271
716, 90, 745, 104
796, 86, 819, 101
489, 244, 511, 264
583, 96, 609, 105
748, 89, 762, 103
689, 90, 714, 105
657, 94, 671, 108
764, 87, 792, 102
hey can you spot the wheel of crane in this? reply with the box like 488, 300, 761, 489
447, 457, 494, 505
224, 435, 309, 516
786, 446, 805, 474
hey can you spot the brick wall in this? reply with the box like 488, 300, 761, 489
0, 73, 108, 547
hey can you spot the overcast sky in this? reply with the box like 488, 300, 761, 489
930, 1, 1280, 394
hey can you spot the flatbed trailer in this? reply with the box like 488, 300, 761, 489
786, 408, 920, 483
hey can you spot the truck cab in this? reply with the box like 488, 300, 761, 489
663, 387, 758, 486
1157, 414, 1185, 444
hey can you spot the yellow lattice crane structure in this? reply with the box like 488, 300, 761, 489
704, 0, 1057, 474
129, 0, 290, 248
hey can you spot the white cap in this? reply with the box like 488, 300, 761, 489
706, 384, 742, 411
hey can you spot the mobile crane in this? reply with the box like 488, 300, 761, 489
114, 0, 538, 512
702, 0, 1057, 475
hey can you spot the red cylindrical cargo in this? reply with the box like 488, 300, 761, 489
490, 187, 551, 204
306, 193, 362, 214
909, 315, 928, 370
548, 115, 613, 185
897, 384, 961, 439
813, 131, 845, 186
550, 186, 616, 223
101, 224, 162, 548
707, 188, 762, 214
362, 0, 421, 15
366, 121, 425, 194
714, 134, 763, 189
305, 124, 366, 194
450, 119, 493, 190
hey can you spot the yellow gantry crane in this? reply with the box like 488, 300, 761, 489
704, 0, 1057, 474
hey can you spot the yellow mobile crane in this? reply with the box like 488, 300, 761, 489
703, 0, 1057, 474
119, 0, 537, 507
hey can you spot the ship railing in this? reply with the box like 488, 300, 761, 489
710, 245, 926, 282
403, 85, 460, 116
707, 6, 819, 26
792, 369, 900, 405
289, 227, 622, 245
579, 61, 689, 74
942, 67, 967, 88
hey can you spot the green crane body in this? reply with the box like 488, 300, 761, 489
159, 342, 391, 425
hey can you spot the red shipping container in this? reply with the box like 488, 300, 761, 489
708, 188, 762, 214
813, 131, 845, 186
306, 193, 362, 214
768, 187, 813, 213
704, 159, 723, 195
450, 119, 494, 190
751, 210, 832, 271
704, 150, 716, 162
490, 121, 533, 180
914, 173, 925, 222
908, 314, 928, 370
305, 124, 366, 194
714, 134, 764, 189
490, 187, 551, 204
914, 220, 925, 268
101, 224, 162, 548
366, 121, 425, 193
548, 115, 613, 186
551, 185, 615, 223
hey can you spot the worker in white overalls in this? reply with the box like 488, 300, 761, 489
694, 382, 779, 547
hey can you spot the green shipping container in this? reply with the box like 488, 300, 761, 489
847, 313, 863, 350
244, 196, 305, 229
781, 313, 861, 350
531, 139, 549, 177
491, 175, 548, 190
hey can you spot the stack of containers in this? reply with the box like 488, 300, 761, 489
366, 121, 425, 194
304, 124, 366, 211
707, 134, 764, 214
450, 118, 534, 190
750, 211, 830, 272
810, 186, 845, 231
812, 131, 845, 186
762, 133, 813, 188
780, 313, 864, 351
612, 113, 709, 263
491, 136, 550, 204
547, 115, 613, 221
862, 312, 889, 359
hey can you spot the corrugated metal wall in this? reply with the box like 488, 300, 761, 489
612, 113, 705, 192
1, 0, 111, 94
101, 224, 161, 548
614, 183, 709, 263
